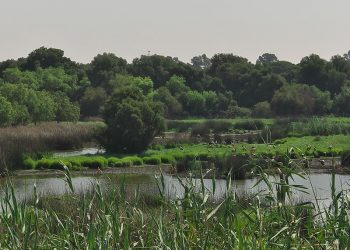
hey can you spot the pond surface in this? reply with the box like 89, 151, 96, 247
53, 147, 105, 157
1, 170, 350, 208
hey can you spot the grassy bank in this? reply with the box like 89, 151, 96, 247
0, 167, 349, 248
0, 121, 105, 171
26, 135, 350, 179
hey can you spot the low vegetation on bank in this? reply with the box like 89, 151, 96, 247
25, 134, 350, 180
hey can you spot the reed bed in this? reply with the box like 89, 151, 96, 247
0, 122, 104, 170
0, 164, 349, 248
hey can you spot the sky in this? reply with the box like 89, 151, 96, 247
0, 0, 349, 64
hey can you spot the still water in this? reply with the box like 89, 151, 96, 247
0, 170, 349, 207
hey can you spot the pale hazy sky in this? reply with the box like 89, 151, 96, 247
1, 0, 349, 64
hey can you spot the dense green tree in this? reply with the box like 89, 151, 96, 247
30, 91, 57, 123
130, 55, 203, 89
191, 54, 211, 69
52, 92, 80, 122
256, 53, 278, 64
88, 53, 127, 87
103, 86, 164, 153
109, 74, 154, 95
182, 91, 206, 116
0, 96, 14, 126
11, 103, 31, 125
80, 87, 107, 117
0, 59, 18, 78
166, 75, 190, 96
24, 47, 71, 71
334, 85, 350, 115
271, 84, 331, 116
154, 87, 183, 117
252, 101, 273, 118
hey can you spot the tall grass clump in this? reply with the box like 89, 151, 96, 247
290, 117, 350, 136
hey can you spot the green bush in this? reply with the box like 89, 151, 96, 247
68, 159, 82, 168
166, 120, 196, 132
124, 156, 143, 166
171, 152, 186, 161
160, 155, 176, 164
198, 152, 210, 161
80, 157, 107, 169
36, 159, 53, 169
143, 156, 161, 165
23, 158, 36, 169
341, 150, 350, 166
115, 160, 132, 167
234, 120, 265, 130
204, 120, 232, 133
49, 160, 66, 170
108, 157, 133, 167
108, 157, 120, 167
191, 123, 210, 137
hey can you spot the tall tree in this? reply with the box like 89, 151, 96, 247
256, 53, 278, 64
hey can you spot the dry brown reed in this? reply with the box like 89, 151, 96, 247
0, 122, 104, 170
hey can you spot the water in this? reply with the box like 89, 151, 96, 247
53, 147, 105, 157
1, 170, 349, 208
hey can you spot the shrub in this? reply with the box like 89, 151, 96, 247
68, 159, 82, 168
143, 156, 161, 165
160, 155, 176, 165
114, 160, 132, 168
234, 120, 265, 130
49, 160, 66, 170
124, 156, 143, 166
204, 120, 232, 133
102, 86, 165, 153
166, 120, 195, 132
80, 157, 107, 169
341, 150, 350, 166
225, 105, 251, 118
23, 157, 36, 169
198, 152, 210, 161
191, 123, 210, 137
252, 101, 273, 118
36, 159, 53, 169
108, 157, 120, 167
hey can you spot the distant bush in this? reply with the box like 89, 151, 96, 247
35, 159, 70, 170
191, 123, 210, 137
341, 150, 350, 166
225, 105, 251, 118
289, 118, 350, 136
252, 101, 273, 118
234, 120, 265, 130
166, 120, 196, 132
204, 120, 232, 133
143, 156, 161, 165
80, 157, 107, 169
23, 157, 36, 169
160, 155, 176, 164
124, 156, 143, 166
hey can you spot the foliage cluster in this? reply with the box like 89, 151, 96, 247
3, 47, 350, 126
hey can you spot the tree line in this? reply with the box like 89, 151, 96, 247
1, 47, 350, 127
